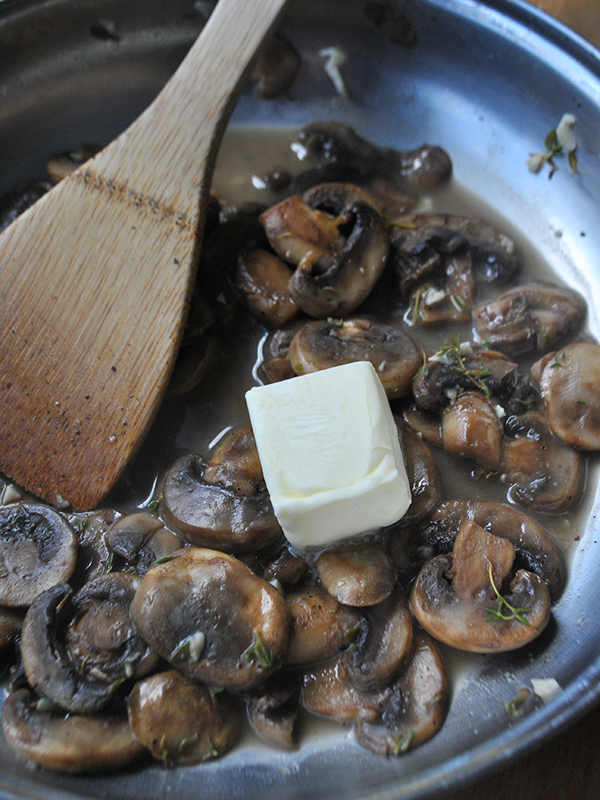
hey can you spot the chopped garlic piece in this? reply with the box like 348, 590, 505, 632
556, 113, 577, 153
320, 47, 348, 97
188, 631, 206, 662
422, 286, 446, 306
531, 677, 562, 702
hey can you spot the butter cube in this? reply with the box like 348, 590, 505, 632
245, 361, 411, 549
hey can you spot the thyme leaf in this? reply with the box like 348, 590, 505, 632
485, 562, 530, 625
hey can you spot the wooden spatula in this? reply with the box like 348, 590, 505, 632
0, 0, 287, 511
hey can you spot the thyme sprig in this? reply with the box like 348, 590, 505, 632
485, 562, 530, 625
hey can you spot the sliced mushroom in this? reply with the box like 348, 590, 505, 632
20, 573, 156, 715
105, 511, 182, 575
2, 688, 145, 774
502, 411, 584, 512
285, 587, 361, 666
472, 284, 586, 355
353, 632, 448, 755
260, 544, 309, 587
235, 248, 298, 327
128, 670, 241, 765
315, 540, 396, 607
301, 657, 390, 724
397, 146, 453, 191
401, 404, 443, 447
252, 32, 301, 99
396, 419, 442, 525
168, 333, 219, 395
246, 672, 300, 750
20, 585, 118, 714
289, 317, 422, 398
0, 503, 78, 607
535, 342, 600, 450
411, 518, 551, 652
389, 499, 565, 599
390, 213, 517, 293
341, 589, 413, 692
406, 249, 474, 325
67, 508, 118, 590
0, 607, 23, 656
261, 186, 389, 318
130, 548, 290, 691
161, 453, 282, 554
442, 391, 504, 470
203, 425, 267, 495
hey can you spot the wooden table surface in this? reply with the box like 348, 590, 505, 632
442, 3, 600, 799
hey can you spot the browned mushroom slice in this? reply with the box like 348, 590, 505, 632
203, 425, 267, 495
252, 32, 301, 99
472, 284, 586, 356
536, 342, 600, 450
398, 146, 453, 191
341, 590, 413, 693
161, 453, 282, 554
20, 585, 117, 714
315, 540, 396, 607
301, 658, 390, 724
0, 503, 78, 607
235, 248, 298, 327
442, 391, 504, 470
354, 632, 448, 755
130, 548, 290, 691
128, 670, 241, 765
289, 318, 422, 399
411, 518, 551, 653
246, 672, 300, 750
105, 511, 183, 575
65, 572, 159, 684
502, 411, 584, 512
261, 189, 389, 318
260, 543, 309, 587
401, 404, 443, 447
168, 333, 219, 395
2, 688, 145, 774
407, 251, 474, 325
67, 508, 118, 590
396, 419, 442, 525
285, 588, 361, 666
389, 499, 565, 600
21, 574, 157, 715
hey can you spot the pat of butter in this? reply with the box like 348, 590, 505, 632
245, 361, 411, 549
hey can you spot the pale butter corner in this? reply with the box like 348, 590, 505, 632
245, 361, 411, 549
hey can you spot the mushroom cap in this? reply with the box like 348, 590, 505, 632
0, 503, 78, 607
130, 548, 291, 691
537, 342, 600, 450
410, 518, 551, 653
315, 540, 396, 607
2, 688, 145, 774
289, 317, 422, 399
128, 670, 242, 765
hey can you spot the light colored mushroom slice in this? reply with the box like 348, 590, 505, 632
472, 284, 586, 355
0, 503, 78, 607
289, 318, 422, 399
130, 548, 290, 691
246, 672, 300, 750
442, 391, 504, 470
161, 453, 282, 554
2, 688, 145, 774
502, 411, 584, 512
105, 511, 182, 575
21, 574, 156, 715
285, 588, 361, 666
354, 632, 448, 755
235, 248, 298, 327
536, 342, 600, 450
411, 518, 551, 652
301, 658, 390, 724
128, 670, 241, 765
341, 589, 413, 692
315, 540, 396, 607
